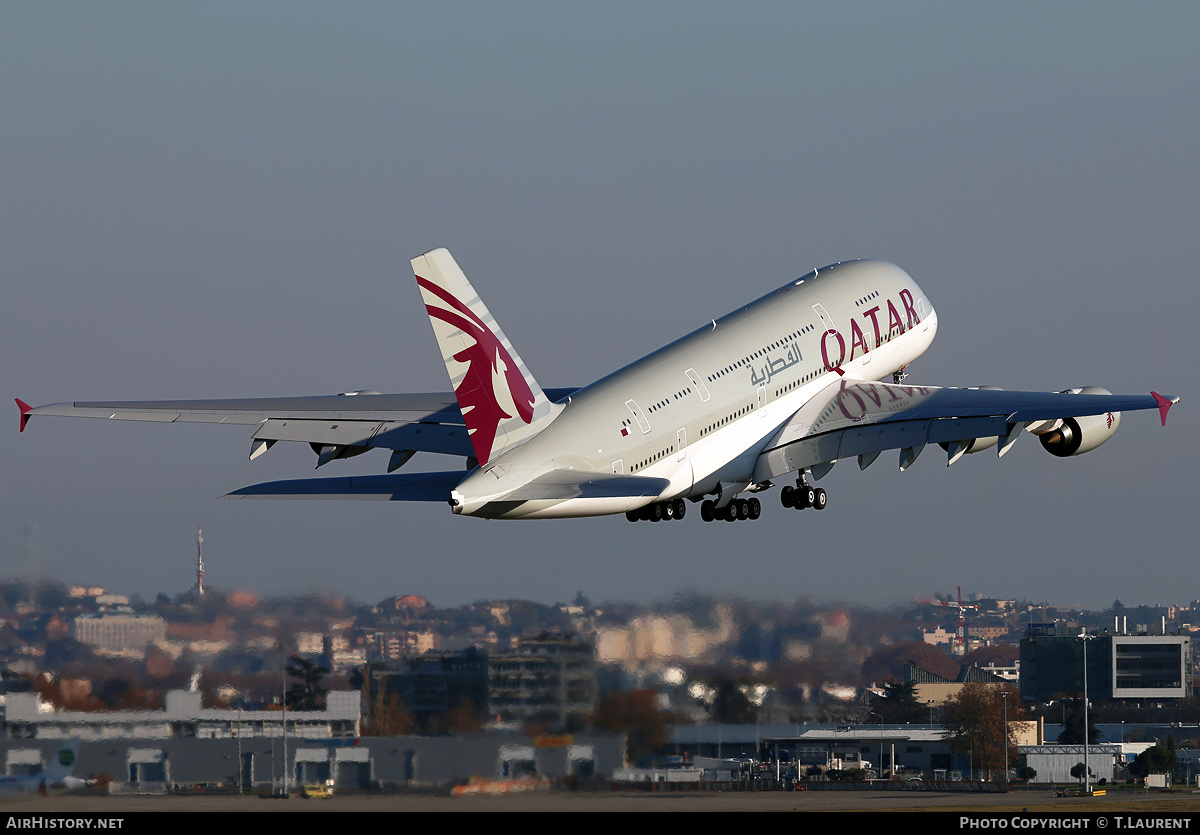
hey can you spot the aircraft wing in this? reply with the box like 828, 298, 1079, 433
18, 389, 578, 467
754, 380, 1178, 480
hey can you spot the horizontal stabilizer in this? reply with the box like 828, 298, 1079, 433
223, 471, 467, 502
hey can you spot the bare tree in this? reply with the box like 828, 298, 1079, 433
940, 683, 1027, 780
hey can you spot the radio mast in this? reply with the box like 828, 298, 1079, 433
195, 527, 205, 597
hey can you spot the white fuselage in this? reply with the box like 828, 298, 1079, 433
452, 260, 938, 518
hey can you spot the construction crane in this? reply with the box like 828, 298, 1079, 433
932, 586, 978, 656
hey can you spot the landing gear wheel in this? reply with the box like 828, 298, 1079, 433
812, 487, 827, 510
701, 500, 715, 522
626, 510, 639, 522
673, 498, 686, 519
748, 497, 761, 519
795, 486, 815, 509
724, 504, 736, 522
781, 486, 795, 508
733, 499, 746, 520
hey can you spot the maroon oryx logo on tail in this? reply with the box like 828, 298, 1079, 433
416, 276, 536, 465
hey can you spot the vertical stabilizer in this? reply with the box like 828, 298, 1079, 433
412, 249, 562, 466
41, 739, 80, 783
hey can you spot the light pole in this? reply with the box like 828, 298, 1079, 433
1002, 691, 1009, 783
869, 710, 883, 779
1080, 630, 1092, 795
282, 667, 289, 796
236, 707, 243, 795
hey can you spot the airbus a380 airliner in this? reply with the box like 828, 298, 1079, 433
19, 249, 1177, 522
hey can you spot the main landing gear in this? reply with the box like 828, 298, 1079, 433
626, 499, 687, 522
699, 497, 761, 522
780, 478, 827, 511
625, 480, 824, 522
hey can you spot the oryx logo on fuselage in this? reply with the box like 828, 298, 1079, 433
416, 276, 536, 465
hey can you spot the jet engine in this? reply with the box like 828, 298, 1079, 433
1028, 387, 1121, 457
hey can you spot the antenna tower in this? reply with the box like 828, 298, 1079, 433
196, 527, 205, 597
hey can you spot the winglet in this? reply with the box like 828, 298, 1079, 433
15, 399, 31, 432
1151, 391, 1177, 427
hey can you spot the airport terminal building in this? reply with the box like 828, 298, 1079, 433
0, 689, 622, 791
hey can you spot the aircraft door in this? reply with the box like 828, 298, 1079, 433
625, 400, 651, 434
812, 303, 837, 334
677, 428, 686, 461
684, 368, 710, 402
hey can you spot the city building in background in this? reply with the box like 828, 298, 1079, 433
1019, 626, 1192, 701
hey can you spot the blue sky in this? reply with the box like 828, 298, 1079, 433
3, 3, 1196, 609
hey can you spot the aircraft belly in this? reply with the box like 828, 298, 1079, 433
499, 496, 653, 519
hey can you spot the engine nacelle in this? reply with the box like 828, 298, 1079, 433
1033, 387, 1121, 457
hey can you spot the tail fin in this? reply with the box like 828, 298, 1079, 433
411, 249, 562, 466
41, 739, 79, 783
